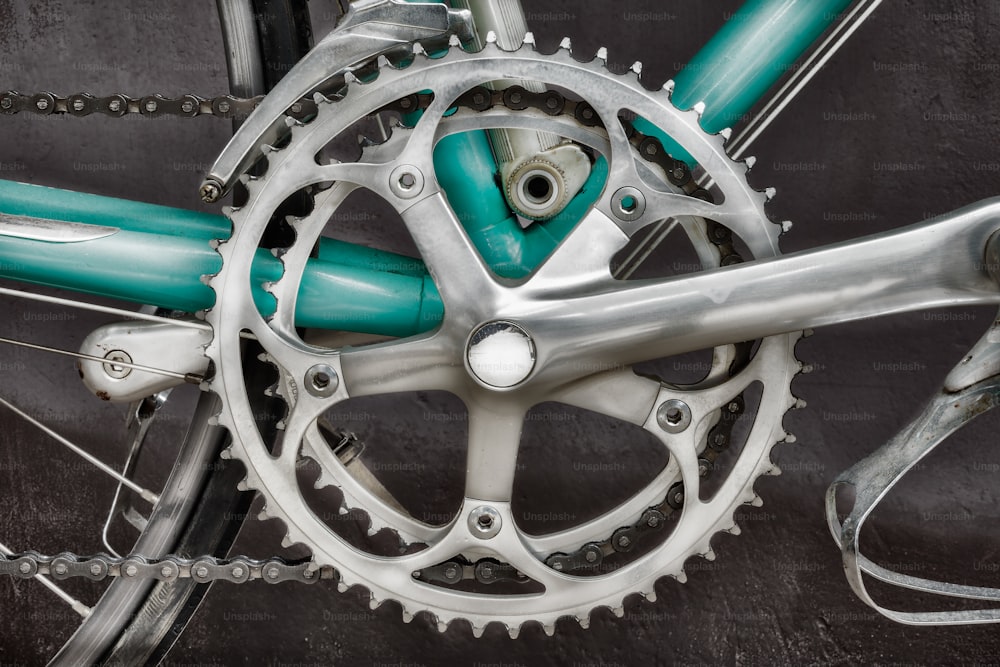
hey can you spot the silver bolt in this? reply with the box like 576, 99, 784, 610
303, 568, 315, 579
200, 180, 222, 203
266, 567, 280, 580
72, 99, 85, 112
444, 564, 459, 580
108, 99, 122, 112
611, 186, 646, 222
90, 563, 102, 576
467, 505, 502, 540
181, 100, 195, 113
125, 564, 138, 577
657, 399, 692, 433
585, 550, 598, 563
647, 514, 660, 528
54, 563, 67, 576
617, 535, 631, 549
552, 561, 563, 571
195, 566, 209, 578
144, 100, 157, 113
290, 103, 302, 113
389, 165, 424, 199
218, 100, 231, 113
727, 400, 742, 414
35, 98, 49, 111
231, 566, 245, 578
18, 562, 30, 574
1, 97, 12, 110
161, 565, 173, 578
305, 364, 339, 398
103, 350, 133, 379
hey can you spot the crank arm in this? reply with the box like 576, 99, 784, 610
825, 314, 1000, 625
525, 198, 1000, 383
201, 0, 473, 202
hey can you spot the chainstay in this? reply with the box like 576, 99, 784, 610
0, 77, 752, 584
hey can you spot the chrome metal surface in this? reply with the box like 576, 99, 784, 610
205, 38, 800, 636
827, 316, 1000, 624
202, 0, 474, 200
0, 213, 119, 243
78, 321, 212, 402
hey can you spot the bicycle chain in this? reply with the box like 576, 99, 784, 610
0, 81, 750, 585
0, 90, 323, 121
0, 551, 336, 584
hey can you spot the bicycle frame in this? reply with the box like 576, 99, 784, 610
0, 0, 866, 339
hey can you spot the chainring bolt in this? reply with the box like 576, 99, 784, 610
305, 364, 339, 398
468, 505, 502, 540
657, 398, 692, 433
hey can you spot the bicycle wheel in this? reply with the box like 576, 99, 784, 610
0, 1, 312, 664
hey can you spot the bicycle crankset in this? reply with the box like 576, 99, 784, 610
205, 35, 802, 636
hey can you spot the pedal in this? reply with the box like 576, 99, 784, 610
826, 314, 1000, 624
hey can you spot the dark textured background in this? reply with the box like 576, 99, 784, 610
3, 0, 1000, 665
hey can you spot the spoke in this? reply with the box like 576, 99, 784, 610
399, 193, 495, 307
0, 396, 159, 504
0, 541, 91, 618
0, 335, 202, 383
549, 368, 660, 427
307, 161, 391, 196
526, 208, 628, 290
522, 457, 680, 555
636, 188, 775, 259
304, 422, 448, 544
463, 399, 526, 502
0, 284, 209, 330
339, 332, 460, 397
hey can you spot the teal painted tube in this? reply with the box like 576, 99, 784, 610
0, 179, 229, 240
672, 0, 853, 134
0, 228, 442, 336
0, 180, 444, 336
0, 180, 428, 278
433, 132, 606, 278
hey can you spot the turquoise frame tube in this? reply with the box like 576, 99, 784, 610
0, 0, 852, 336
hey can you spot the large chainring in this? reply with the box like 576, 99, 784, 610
205, 38, 802, 636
